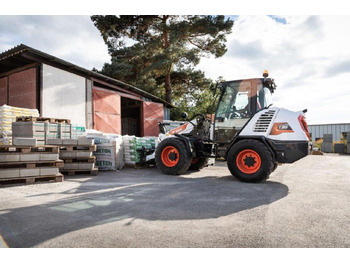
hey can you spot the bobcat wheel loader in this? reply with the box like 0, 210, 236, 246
153, 71, 310, 183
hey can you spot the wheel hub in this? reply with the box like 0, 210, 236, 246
243, 155, 257, 167
168, 152, 178, 161
236, 149, 262, 174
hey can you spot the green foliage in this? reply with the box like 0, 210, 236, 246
91, 15, 233, 109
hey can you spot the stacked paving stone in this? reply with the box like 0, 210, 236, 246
321, 134, 333, 153
12, 116, 85, 145
0, 137, 63, 185
0, 105, 39, 145
47, 138, 98, 176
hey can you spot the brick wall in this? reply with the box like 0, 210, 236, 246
8, 68, 37, 109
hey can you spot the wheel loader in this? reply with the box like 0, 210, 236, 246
151, 70, 310, 183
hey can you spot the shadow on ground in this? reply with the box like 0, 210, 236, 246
0, 166, 288, 247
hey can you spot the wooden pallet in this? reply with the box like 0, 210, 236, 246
0, 173, 63, 186
16, 116, 71, 124
0, 160, 64, 169
0, 145, 59, 154
63, 157, 96, 163
59, 145, 97, 152
61, 168, 98, 176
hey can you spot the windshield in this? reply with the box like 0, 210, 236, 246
258, 85, 273, 108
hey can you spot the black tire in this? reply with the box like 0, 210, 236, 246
155, 137, 192, 176
188, 158, 209, 170
227, 139, 274, 183
272, 161, 278, 172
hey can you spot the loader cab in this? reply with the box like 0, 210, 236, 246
214, 78, 275, 156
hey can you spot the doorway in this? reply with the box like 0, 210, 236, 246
121, 97, 141, 136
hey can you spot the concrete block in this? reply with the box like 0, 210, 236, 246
321, 143, 333, 153
78, 138, 94, 146
60, 151, 76, 158
76, 151, 93, 158
13, 137, 37, 146
39, 153, 59, 161
40, 167, 59, 176
20, 153, 40, 162
62, 139, 78, 146
0, 154, 20, 162
62, 163, 79, 170
0, 169, 20, 179
47, 139, 63, 145
20, 168, 40, 177
79, 163, 95, 170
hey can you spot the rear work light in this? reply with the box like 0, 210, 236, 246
298, 115, 310, 140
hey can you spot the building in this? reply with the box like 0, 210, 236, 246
308, 123, 350, 142
0, 44, 172, 136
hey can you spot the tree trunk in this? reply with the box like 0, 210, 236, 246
165, 73, 172, 104
162, 16, 172, 104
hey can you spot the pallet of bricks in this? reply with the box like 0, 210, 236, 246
123, 135, 158, 167
0, 105, 39, 145
0, 138, 63, 185
47, 138, 98, 176
12, 116, 85, 145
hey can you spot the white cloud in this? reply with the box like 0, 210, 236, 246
0, 16, 110, 70
196, 15, 350, 124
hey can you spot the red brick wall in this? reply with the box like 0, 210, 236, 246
8, 68, 37, 109
0, 77, 8, 106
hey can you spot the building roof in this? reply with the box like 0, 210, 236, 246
0, 44, 173, 107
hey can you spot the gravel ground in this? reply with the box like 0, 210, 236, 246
0, 154, 349, 248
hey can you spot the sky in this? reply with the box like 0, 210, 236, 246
0, 15, 350, 125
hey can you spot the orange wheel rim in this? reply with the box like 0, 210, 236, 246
161, 146, 180, 167
236, 149, 261, 174
191, 158, 199, 164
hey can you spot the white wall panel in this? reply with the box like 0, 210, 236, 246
42, 64, 86, 127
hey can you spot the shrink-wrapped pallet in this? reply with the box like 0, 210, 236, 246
85, 131, 124, 170
0, 105, 39, 145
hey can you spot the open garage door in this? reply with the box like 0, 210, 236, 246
143, 101, 164, 136
92, 87, 121, 134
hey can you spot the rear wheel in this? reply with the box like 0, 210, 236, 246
188, 158, 209, 170
227, 139, 273, 183
155, 137, 192, 175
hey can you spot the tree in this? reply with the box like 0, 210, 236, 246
91, 15, 233, 107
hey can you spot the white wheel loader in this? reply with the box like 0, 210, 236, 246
151, 71, 310, 183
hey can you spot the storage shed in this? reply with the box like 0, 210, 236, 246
308, 123, 350, 142
0, 44, 172, 136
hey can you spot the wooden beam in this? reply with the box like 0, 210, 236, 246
0, 63, 38, 78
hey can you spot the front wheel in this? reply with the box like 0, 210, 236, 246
155, 137, 192, 175
227, 139, 274, 183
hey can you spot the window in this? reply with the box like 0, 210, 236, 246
216, 82, 252, 120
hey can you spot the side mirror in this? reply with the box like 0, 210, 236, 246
181, 112, 188, 119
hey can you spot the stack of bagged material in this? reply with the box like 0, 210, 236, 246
123, 135, 157, 165
0, 138, 63, 185
12, 117, 85, 145
47, 138, 97, 176
0, 105, 39, 145
85, 131, 124, 170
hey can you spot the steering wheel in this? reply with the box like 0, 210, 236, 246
191, 113, 206, 123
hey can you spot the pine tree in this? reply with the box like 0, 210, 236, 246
91, 15, 233, 107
